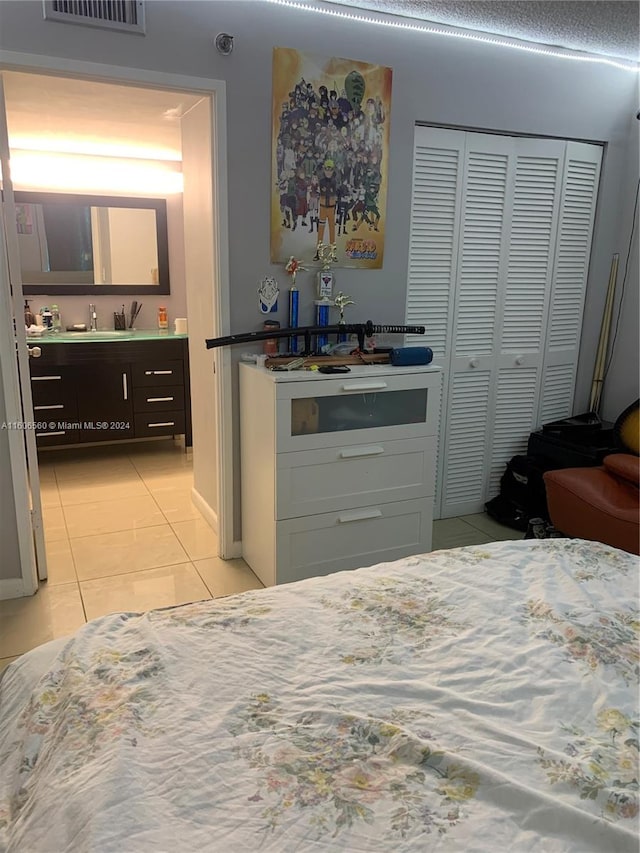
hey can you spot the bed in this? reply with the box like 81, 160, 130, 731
0, 539, 638, 852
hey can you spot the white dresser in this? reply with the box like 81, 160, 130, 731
239, 362, 442, 586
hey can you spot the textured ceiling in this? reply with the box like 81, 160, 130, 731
325, 1, 640, 62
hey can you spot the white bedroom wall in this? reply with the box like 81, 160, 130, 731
0, 0, 637, 540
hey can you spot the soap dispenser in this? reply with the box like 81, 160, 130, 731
24, 299, 35, 328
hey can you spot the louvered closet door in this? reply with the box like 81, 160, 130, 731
406, 128, 602, 520
539, 142, 602, 424
443, 133, 516, 516
405, 127, 464, 513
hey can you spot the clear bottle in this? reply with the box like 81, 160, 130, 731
158, 306, 168, 330
50, 304, 62, 333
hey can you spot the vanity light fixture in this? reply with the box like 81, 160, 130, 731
264, 0, 640, 73
10, 150, 183, 195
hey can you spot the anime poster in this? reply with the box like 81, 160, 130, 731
271, 47, 392, 269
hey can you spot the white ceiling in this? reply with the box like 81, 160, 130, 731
327, 0, 640, 62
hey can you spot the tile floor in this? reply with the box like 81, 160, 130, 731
0, 439, 263, 669
0, 440, 521, 670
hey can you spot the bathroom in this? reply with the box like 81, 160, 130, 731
0, 68, 260, 664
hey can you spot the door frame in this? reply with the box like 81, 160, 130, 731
0, 50, 236, 560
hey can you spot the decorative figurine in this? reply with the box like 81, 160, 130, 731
333, 291, 355, 343
285, 255, 306, 285
257, 276, 279, 314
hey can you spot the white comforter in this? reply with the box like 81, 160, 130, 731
1, 539, 638, 852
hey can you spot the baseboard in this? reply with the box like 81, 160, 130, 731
191, 486, 218, 535
0, 577, 29, 600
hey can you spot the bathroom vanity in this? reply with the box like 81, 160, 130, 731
28, 331, 191, 448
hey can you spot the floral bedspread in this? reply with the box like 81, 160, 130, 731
0, 539, 638, 852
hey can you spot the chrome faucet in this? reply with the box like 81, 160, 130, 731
89, 303, 98, 332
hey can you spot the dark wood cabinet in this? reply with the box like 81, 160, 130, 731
30, 337, 191, 449
75, 364, 134, 441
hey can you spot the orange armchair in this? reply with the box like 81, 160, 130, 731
543, 453, 639, 555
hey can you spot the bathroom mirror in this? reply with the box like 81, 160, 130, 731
13, 192, 170, 295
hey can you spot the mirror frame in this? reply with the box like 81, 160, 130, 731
13, 191, 170, 295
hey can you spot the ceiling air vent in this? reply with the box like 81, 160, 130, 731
42, 1, 146, 35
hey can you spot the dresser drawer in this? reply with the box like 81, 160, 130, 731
273, 498, 433, 586
275, 370, 440, 452
133, 385, 184, 413
276, 436, 436, 519
134, 411, 185, 437
132, 361, 184, 387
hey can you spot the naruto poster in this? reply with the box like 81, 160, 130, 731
271, 47, 392, 269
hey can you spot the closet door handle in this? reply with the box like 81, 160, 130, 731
340, 382, 388, 392
515, 355, 524, 365
122, 373, 128, 400
339, 445, 385, 459
337, 508, 383, 523
469, 358, 479, 368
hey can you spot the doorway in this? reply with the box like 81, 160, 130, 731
0, 57, 236, 619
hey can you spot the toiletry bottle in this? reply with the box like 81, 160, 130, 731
41, 306, 53, 330
51, 304, 62, 333
158, 306, 168, 330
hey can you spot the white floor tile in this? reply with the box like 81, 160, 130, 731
461, 512, 524, 541
432, 518, 493, 551
194, 557, 264, 597
171, 518, 218, 561
71, 524, 189, 581
151, 487, 202, 523
58, 477, 149, 507
80, 563, 211, 621
0, 583, 86, 658
45, 539, 78, 585
64, 495, 166, 538
43, 506, 67, 542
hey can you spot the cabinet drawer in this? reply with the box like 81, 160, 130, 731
134, 411, 185, 438
30, 373, 75, 407
273, 498, 433, 586
35, 427, 80, 447
132, 361, 183, 387
276, 436, 436, 520
133, 385, 184, 413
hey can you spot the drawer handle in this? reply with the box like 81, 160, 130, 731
36, 430, 66, 437
339, 445, 385, 459
340, 382, 388, 392
123, 372, 128, 401
337, 508, 383, 523
34, 404, 64, 411
147, 421, 175, 428
147, 396, 174, 403
32, 375, 62, 381
145, 370, 173, 375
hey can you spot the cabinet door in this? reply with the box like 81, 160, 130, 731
75, 364, 134, 441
